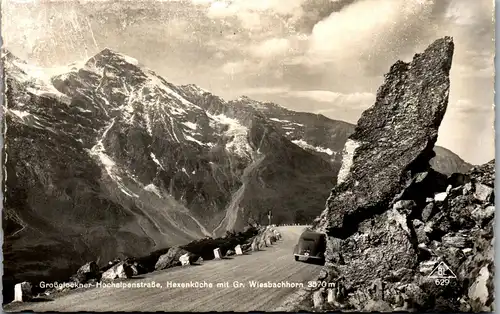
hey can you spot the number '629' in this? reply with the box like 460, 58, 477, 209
435, 279, 450, 286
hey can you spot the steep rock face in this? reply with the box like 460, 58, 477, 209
176, 86, 338, 231
314, 36, 454, 235
307, 37, 494, 312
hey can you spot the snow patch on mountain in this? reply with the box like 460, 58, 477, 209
185, 135, 209, 147
87, 119, 139, 198
144, 183, 163, 198
84, 59, 105, 77
182, 121, 198, 130
270, 117, 291, 123
6, 60, 73, 103
237, 96, 269, 110
292, 139, 335, 156
170, 107, 187, 116
208, 112, 252, 159
145, 72, 202, 110
9, 109, 31, 119
6, 108, 59, 133
150, 152, 165, 170
116, 52, 139, 66
182, 84, 210, 95
9, 59, 81, 82
75, 107, 92, 113
88, 119, 117, 176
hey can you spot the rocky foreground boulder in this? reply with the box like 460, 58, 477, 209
154, 248, 201, 270
302, 37, 494, 312
101, 261, 136, 281
307, 162, 495, 312
70, 261, 100, 284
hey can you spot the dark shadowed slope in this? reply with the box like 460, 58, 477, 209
430, 146, 473, 175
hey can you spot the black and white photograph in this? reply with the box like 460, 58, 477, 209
1, 0, 495, 312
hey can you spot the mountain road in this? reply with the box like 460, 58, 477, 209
4, 226, 322, 312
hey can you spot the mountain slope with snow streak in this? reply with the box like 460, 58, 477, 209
2, 48, 337, 297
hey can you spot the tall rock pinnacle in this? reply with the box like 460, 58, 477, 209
316, 36, 454, 235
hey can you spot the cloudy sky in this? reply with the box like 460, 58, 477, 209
2, 0, 495, 164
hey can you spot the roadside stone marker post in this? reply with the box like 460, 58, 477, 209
213, 248, 222, 259
251, 239, 260, 251
14, 282, 32, 302
179, 253, 190, 266
235, 244, 243, 255
434, 192, 447, 202
327, 288, 335, 304
265, 238, 272, 246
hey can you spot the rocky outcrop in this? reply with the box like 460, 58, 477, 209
71, 261, 100, 284
101, 261, 135, 281
307, 162, 495, 312
249, 226, 279, 249
154, 247, 191, 270
305, 37, 494, 312
152, 226, 265, 270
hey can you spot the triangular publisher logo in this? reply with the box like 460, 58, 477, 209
428, 261, 457, 279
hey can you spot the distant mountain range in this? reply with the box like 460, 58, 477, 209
2, 48, 472, 288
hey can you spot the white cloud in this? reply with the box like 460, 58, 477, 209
453, 62, 493, 79
236, 11, 263, 30
235, 86, 291, 95
249, 38, 291, 58
205, 0, 304, 15
444, 0, 493, 25
288, 90, 374, 104
437, 98, 494, 164
207, 1, 237, 18
221, 60, 250, 75
203, 0, 304, 32
233, 87, 374, 109
191, 0, 215, 4
305, 0, 435, 70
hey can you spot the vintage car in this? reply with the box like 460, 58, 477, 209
293, 230, 326, 264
